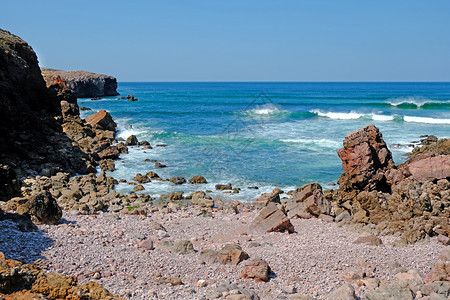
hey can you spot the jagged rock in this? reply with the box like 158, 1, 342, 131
169, 177, 186, 185
337, 124, 394, 192
0, 252, 119, 299
200, 244, 249, 265
85, 110, 117, 132
146, 171, 161, 180
250, 203, 294, 234
216, 183, 232, 190
99, 159, 115, 172
241, 258, 271, 282
134, 185, 145, 191
125, 135, 138, 146
41, 68, 119, 98
97, 146, 120, 159
285, 183, 331, 219
407, 138, 450, 159
155, 162, 167, 168
169, 192, 183, 201
253, 189, 281, 209
9, 191, 62, 225
189, 175, 207, 184
133, 173, 151, 184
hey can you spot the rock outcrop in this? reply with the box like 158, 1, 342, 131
327, 124, 449, 245
0, 29, 96, 180
0, 252, 120, 299
41, 68, 119, 98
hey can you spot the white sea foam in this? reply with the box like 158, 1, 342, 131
310, 109, 394, 121
310, 109, 363, 120
243, 104, 290, 117
403, 116, 450, 124
281, 138, 341, 148
371, 113, 395, 121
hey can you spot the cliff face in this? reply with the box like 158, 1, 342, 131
41, 68, 119, 98
0, 29, 95, 182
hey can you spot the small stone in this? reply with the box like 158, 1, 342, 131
197, 280, 207, 287
353, 235, 383, 246
282, 286, 297, 294
93, 272, 101, 279
139, 239, 154, 250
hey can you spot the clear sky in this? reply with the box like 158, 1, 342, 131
2, 0, 449, 81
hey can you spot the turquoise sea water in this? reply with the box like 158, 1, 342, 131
79, 82, 450, 201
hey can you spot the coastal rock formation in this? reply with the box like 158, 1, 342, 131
327, 124, 449, 244
336, 124, 394, 192
0, 252, 119, 299
0, 29, 96, 180
41, 68, 119, 98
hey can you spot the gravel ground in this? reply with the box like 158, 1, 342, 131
1, 207, 447, 299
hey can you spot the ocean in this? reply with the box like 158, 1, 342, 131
79, 82, 450, 202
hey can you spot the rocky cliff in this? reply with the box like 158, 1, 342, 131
0, 29, 96, 182
41, 68, 119, 98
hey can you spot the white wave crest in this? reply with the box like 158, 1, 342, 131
371, 113, 395, 121
387, 96, 444, 107
403, 116, 450, 124
310, 109, 362, 120
243, 104, 290, 116
116, 127, 147, 139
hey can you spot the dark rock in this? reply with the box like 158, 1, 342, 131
133, 173, 151, 183
125, 135, 138, 146
99, 159, 115, 172
146, 171, 161, 180
79, 106, 92, 111
155, 162, 167, 168
13, 191, 62, 225
169, 177, 186, 185
189, 175, 207, 184
215, 183, 232, 190
0, 164, 20, 200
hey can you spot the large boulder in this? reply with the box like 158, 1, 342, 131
85, 110, 117, 132
253, 189, 281, 209
241, 258, 271, 282
200, 244, 249, 266
284, 183, 331, 219
250, 203, 294, 234
337, 124, 394, 192
11, 191, 62, 225
407, 154, 450, 181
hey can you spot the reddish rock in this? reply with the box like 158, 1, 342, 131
85, 110, 117, 132
337, 124, 394, 191
424, 263, 450, 284
253, 188, 282, 209
250, 203, 294, 234
284, 183, 330, 219
199, 244, 249, 266
408, 154, 450, 181
241, 258, 271, 282
353, 235, 383, 246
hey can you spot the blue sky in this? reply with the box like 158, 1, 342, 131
2, 1, 449, 81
